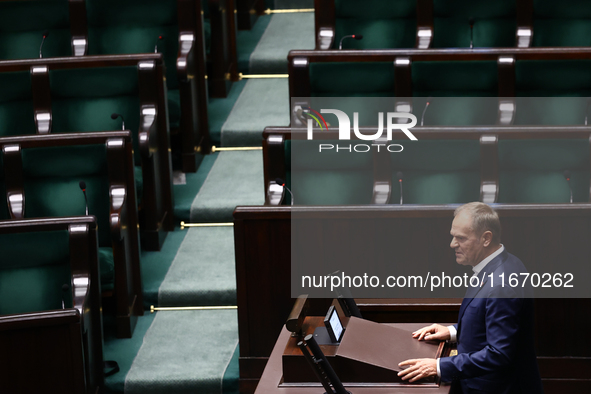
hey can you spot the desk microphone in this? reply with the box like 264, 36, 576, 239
79, 181, 89, 215
563, 170, 573, 203
397, 171, 404, 205
39, 30, 49, 59
155, 35, 163, 53
275, 178, 294, 205
469, 17, 475, 49
61, 284, 69, 309
420, 97, 431, 126
111, 113, 125, 130
339, 34, 363, 50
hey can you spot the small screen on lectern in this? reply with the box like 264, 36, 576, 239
324, 306, 344, 342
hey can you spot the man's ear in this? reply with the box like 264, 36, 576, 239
482, 231, 493, 247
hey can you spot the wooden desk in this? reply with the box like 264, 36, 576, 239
256, 319, 454, 394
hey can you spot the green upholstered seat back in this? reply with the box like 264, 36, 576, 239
515, 60, 591, 124
49, 66, 142, 164
390, 140, 481, 203
432, 0, 516, 48
287, 139, 374, 205
0, 0, 71, 60
334, 0, 416, 49
0, 71, 36, 137
498, 139, 590, 203
533, 1, 591, 46
86, 0, 180, 89
309, 62, 395, 97
0, 230, 72, 315
412, 61, 498, 125
21, 145, 111, 245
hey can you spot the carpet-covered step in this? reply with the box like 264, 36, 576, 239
190, 150, 265, 223
158, 226, 236, 307
249, 13, 315, 74
104, 310, 239, 394
221, 79, 290, 147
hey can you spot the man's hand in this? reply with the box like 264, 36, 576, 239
398, 358, 438, 382
412, 324, 450, 341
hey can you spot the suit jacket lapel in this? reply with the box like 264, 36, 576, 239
457, 250, 508, 326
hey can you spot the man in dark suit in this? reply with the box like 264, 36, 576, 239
397, 202, 543, 393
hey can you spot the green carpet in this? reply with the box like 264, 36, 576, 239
249, 13, 315, 74
141, 227, 189, 308
237, 16, 272, 73
173, 153, 219, 222
221, 79, 290, 147
104, 313, 158, 394
158, 226, 236, 307
190, 150, 265, 222
124, 310, 238, 394
209, 81, 248, 145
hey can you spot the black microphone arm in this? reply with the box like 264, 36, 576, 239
338, 34, 363, 50
39, 30, 49, 59
61, 284, 69, 309
469, 17, 475, 49
79, 181, 89, 215
563, 170, 573, 203
275, 177, 294, 205
297, 334, 351, 394
155, 35, 163, 53
111, 113, 125, 130
420, 98, 431, 126
397, 171, 404, 205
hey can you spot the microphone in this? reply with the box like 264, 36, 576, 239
338, 34, 363, 50
61, 284, 69, 309
154, 35, 163, 53
397, 171, 404, 205
39, 30, 49, 59
79, 181, 89, 215
420, 97, 431, 126
111, 113, 125, 130
563, 170, 573, 203
469, 17, 475, 49
275, 177, 294, 205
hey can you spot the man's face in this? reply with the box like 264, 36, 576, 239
450, 212, 486, 266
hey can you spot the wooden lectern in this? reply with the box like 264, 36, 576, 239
256, 315, 455, 393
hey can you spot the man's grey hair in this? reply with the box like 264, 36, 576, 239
454, 202, 501, 244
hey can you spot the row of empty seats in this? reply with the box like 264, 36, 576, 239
263, 126, 591, 205
315, 0, 591, 49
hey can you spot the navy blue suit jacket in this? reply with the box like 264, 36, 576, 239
439, 250, 543, 394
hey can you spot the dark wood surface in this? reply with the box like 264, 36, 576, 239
0, 216, 103, 393
0, 132, 142, 338
234, 205, 591, 393
208, 0, 238, 97
256, 323, 453, 394
236, 0, 265, 31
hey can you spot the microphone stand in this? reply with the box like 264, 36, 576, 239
297, 334, 351, 394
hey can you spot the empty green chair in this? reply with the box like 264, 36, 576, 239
0, 216, 103, 393
497, 139, 591, 203
532, 0, 591, 47
432, 0, 516, 48
0, 0, 72, 60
